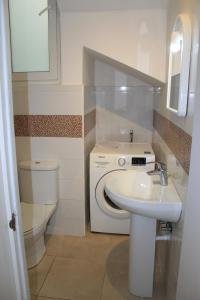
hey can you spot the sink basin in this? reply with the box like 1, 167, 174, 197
105, 170, 182, 222
105, 170, 182, 298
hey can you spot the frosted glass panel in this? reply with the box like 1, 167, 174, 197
9, 0, 49, 72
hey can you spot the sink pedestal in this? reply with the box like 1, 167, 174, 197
129, 215, 156, 298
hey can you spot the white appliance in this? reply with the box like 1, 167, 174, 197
90, 142, 155, 234
19, 160, 58, 268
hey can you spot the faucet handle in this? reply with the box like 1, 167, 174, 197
155, 162, 167, 171
129, 129, 134, 143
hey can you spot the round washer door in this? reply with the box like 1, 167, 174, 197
95, 170, 130, 219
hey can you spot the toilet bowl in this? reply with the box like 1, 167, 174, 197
18, 160, 58, 269
21, 202, 56, 268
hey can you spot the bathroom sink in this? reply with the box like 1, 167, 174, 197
105, 170, 182, 298
105, 170, 182, 222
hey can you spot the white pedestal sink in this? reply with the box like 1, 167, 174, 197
105, 170, 182, 298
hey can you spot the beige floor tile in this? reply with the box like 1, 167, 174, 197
33, 233, 167, 300
143, 291, 167, 300
45, 234, 64, 256
102, 266, 143, 300
39, 257, 105, 300
86, 230, 113, 241
87, 229, 129, 243
107, 239, 129, 263
37, 297, 68, 300
103, 257, 166, 300
58, 235, 112, 263
46, 232, 122, 263
29, 255, 55, 296
110, 234, 129, 242
45, 234, 79, 257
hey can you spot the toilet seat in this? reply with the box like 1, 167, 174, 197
21, 202, 56, 237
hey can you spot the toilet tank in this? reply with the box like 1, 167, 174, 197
19, 160, 58, 205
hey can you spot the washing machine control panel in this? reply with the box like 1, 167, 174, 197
91, 143, 155, 171
132, 157, 146, 166
118, 157, 126, 167
117, 155, 154, 170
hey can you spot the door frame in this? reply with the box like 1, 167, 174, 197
0, 0, 29, 299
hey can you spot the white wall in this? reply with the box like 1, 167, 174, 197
14, 83, 86, 236
152, 131, 188, 300
60, 9, 167, 85
95, 60, 154, 143
58, 0, 169, 12
14, 6, 167, 237
175, 1, 200, 299
153, 0, 200, 298
13, 83, 84, 115
176, 22, 200, 299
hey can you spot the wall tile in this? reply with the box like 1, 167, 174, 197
14, 115, 82, 138
96, 86, 154, 143
47, 198, 86, 236
47, 218, 86, 236
58, 159, 84, 180
15, 137, 31, 161
13, 84, 84, 115
152, 130, 188, 300
51, 199, 85, 220
96, 107, 153, 143
153, 111, 192, 174
59, 178, 85, 200
30, 137, 84, 160
84, 128, 96, 156
84, 109, 96, 136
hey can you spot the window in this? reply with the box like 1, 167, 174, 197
9, 0, 59, 81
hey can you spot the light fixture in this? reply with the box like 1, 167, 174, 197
170, 32, 183, 53
119, 86, 128, 92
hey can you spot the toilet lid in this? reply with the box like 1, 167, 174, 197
21, 202, 56, 233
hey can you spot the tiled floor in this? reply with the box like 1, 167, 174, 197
29, 232, 167, 300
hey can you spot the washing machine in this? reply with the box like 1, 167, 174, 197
90, 142, 155, 234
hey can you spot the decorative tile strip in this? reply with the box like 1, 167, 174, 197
84, 109, 96, 136
14, 115, 29, 137
153, 111, 192, 174
14, 115, 82, 138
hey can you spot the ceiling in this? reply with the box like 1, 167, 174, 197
57, 0, 169, 12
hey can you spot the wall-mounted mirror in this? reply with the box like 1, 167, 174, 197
167, 14, 192, 117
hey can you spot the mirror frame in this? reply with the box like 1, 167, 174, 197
167, 14, 192, 117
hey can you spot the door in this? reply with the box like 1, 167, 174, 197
95, 170, 130, 219
0, 1, 29, 299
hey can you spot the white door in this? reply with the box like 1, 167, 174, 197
0, 1, 29, 299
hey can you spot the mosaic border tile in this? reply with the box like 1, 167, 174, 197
153, 110, 192, 174
84, 109, 96, 136
14, 115, 82, 138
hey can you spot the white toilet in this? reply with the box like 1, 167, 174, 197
18, 160, 58, 269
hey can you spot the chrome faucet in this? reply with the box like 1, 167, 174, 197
147, 162, 168, 186
130, 130, 134, 143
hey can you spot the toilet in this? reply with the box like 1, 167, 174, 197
18, 160, 58, 269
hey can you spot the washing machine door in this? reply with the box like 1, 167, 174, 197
95, 170, 130, 219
